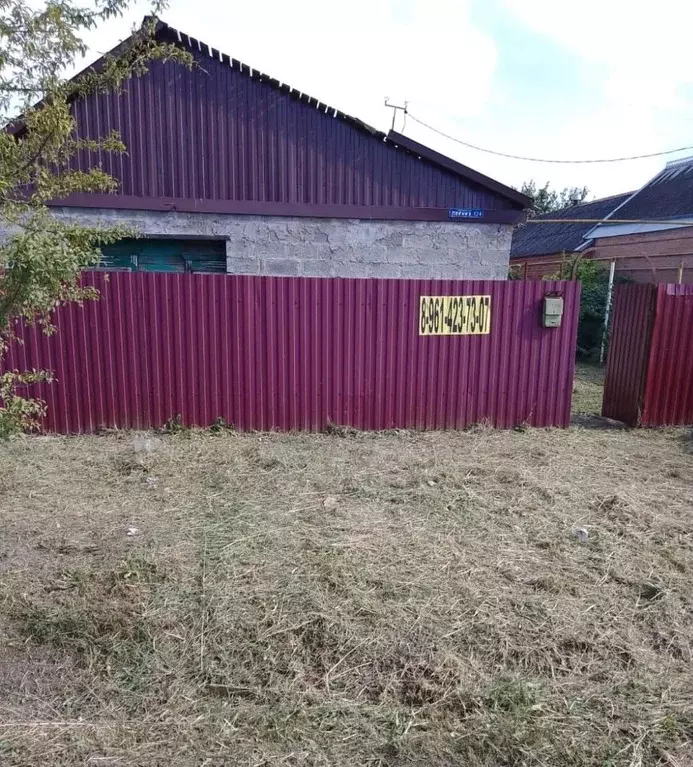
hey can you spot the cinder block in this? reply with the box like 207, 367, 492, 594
291, 244, 331, 260
384, 248, 422, 264
33, 208, 513, 281
366, 263, 401, 278
225, 258, 262, 275
262, 259, 301, 276
302, 261, 338, 278
333, 262, 371, 278
400, 265, 433, 279
437, 265, 469, 280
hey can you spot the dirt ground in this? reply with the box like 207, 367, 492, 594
1, 367, 692, 766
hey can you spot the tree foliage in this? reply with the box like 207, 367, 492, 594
555, 256, 630, 361
0, 1, 191, 436
520, 180, 590, 217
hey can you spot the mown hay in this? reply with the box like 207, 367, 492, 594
1, 419, 692, 765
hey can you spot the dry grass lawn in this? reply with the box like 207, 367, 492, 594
1, 370, 693, 766
572, 364, 606, 417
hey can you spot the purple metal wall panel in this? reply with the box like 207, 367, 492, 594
642, 284, 693, 426
4, 274, 580, 434
602, 283, 656, 425
68, 53, 515, 213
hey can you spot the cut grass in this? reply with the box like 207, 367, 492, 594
573, 363, 606, 416
1, 377, 693, 764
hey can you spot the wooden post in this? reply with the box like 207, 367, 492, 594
678, 260, 684, 284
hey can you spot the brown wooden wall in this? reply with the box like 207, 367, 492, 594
510, 227, 693, 284
591, 228, 693, 283
509, 252, 574, 280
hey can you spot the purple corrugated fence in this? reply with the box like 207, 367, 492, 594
603, 283, 693, 426
602, 284, 656, 426
4, 273, 580, 433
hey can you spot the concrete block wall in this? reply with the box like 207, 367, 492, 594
50, 208, 512, 280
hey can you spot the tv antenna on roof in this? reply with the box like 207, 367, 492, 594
384, 97, 408, 132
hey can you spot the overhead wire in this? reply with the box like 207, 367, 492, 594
406, 112, 693, 164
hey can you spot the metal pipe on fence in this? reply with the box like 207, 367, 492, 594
600, 259, 616, 365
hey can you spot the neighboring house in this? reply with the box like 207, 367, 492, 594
509, 193, 633, 278
588, 158, 693, 283
9, 19, 530, 280
511, 156, 693, 283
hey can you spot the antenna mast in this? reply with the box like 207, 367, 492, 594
384, 98, 408, 132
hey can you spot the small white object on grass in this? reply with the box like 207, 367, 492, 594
133, 435, 161, 454
126, 526, 140, 537
574, 527, 589, 544
323, 496, 338, 510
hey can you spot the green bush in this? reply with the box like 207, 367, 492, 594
557, 258, 630, 361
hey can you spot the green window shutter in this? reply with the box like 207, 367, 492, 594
99, 240, 139, 271
99, 239, 226, 274
182, 241, 227, 273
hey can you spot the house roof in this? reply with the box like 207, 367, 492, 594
510, 192, 633, 258
602, 157, 693, 221
387, 132, 530, 208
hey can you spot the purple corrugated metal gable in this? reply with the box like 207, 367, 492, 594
63, 24, 524, 215
5, 273, 580, 433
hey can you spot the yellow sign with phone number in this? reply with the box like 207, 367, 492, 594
419, 295, 491, 336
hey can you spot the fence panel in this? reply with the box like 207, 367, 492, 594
603, 283, 693, 426
4, 273, 580, 433
642, 285, 693, 426
602, 284, 656, 425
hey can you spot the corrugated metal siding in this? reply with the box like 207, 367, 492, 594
69, 52, 514, 211
602, 284, 656, 425
641, 284, 693, 425
603, 283, 693, 426
4, 273, 580, 433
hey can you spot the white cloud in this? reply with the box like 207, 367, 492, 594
79, 0, 497, 131
492, 0, 693, 195
503, 0, 693, 110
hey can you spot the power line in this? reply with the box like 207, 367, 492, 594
407, 112, 693, 164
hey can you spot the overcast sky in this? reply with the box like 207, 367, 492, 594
79, 0, 693, 200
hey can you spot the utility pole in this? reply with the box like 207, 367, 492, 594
384, 98, 408, 132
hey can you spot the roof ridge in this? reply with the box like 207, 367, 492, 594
579, 191, 636, 205
531, 191, 633, 219
152, 18, 386, 141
